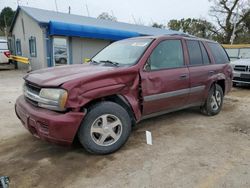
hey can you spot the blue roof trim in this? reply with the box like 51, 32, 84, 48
49, 21, 141, 41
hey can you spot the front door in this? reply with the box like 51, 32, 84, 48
140, 39, 190, 116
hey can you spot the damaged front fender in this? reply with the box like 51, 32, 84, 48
62, 69, 142, 121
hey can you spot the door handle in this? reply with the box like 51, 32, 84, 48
209, 70, 215, 76
179, 74, 188, 80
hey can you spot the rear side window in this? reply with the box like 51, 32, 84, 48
187, 40, 203, 65
207, 42, 229, 64
0, 42, 8, 50
200, 42, 210, 64
149, 40, 184, 70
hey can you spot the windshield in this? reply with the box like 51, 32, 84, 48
92, 38, 153, 66
225, 48, 250, 61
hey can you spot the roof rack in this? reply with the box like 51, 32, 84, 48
167, 33, 196, 38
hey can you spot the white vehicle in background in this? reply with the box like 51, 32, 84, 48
0, 39, 10, 64
231, 58, 250, 86
223, 44, 250, 86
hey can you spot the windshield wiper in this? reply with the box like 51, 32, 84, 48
91, 60, 100, 64
99, 60, 119, 66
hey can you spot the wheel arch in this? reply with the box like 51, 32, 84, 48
81, 94, 137, 127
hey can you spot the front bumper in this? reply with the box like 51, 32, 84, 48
233, 71, 250, 84
15, 95, 85, 145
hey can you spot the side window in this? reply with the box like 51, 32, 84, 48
187, 40, 203, 66
200, 42, 210, 64
207, 42, 229, 64
16, 39, 22, 56
149, 40, 184, 70
29, 36, 37, 57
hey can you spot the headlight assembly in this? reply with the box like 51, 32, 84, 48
38, 88, 68, 111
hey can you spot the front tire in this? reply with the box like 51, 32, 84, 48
78, 101, 131, 154
201, 84, 224, 116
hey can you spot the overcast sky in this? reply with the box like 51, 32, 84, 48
1, 0, 213, 26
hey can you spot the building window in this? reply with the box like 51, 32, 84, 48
29, 36, 37, 57
16, 39, 22, 55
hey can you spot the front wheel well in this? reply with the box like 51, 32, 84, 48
82, 95, 136, 126
215, 80, 225, 95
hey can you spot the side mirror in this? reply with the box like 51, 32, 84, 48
144, 58, 151, 71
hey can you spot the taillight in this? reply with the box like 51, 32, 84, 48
4, 51, 11, 58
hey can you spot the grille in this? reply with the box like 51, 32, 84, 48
25, 97, 38, 106
233, 77, 250, 83
234, 65, 250, 72
24, 82, 41, 106
26, 82, 41, 95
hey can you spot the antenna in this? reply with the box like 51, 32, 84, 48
131, 15, 137, 24
139, 17, 144, 25
111, 10, 115, 18
68, 6, 71, 14
54, 0, 58, 12
85, 4, 90, 17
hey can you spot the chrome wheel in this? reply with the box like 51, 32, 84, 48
211, 90, 222, 111
90, 114, 122, 146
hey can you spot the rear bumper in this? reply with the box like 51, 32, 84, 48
15, 95, 85, 145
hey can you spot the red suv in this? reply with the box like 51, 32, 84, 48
15, 35, 232, 154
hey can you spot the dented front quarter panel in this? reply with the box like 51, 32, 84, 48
62, 67, 142, 120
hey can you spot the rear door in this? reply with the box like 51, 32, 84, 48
186, 40, 212, 105
140, 39, 190, 117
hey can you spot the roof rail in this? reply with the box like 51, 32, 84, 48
167, 33, 196, 38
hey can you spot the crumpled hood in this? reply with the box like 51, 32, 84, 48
231, 58, 250, 66
24, 64, 115, 87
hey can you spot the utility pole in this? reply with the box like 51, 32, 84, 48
4, 15, 7, 37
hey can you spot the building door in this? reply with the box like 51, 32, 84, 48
53, 37, 69, 66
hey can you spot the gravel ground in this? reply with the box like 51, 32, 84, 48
0, 69, 249, 188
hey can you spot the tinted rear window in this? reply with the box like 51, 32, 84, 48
200, 42, 210, 64
0, 42, 8, 50
187, 40, 203, 65
207, 42, 229, 64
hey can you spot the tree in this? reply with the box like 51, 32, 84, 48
0, 7, 15, 35
209, 0, 250, 44
152, 22, 165, 29
168, 18, 216, 39
97, 12, 117, 22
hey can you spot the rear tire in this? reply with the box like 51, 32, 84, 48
78, 101, 131, 154
201, 84, 224, 116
